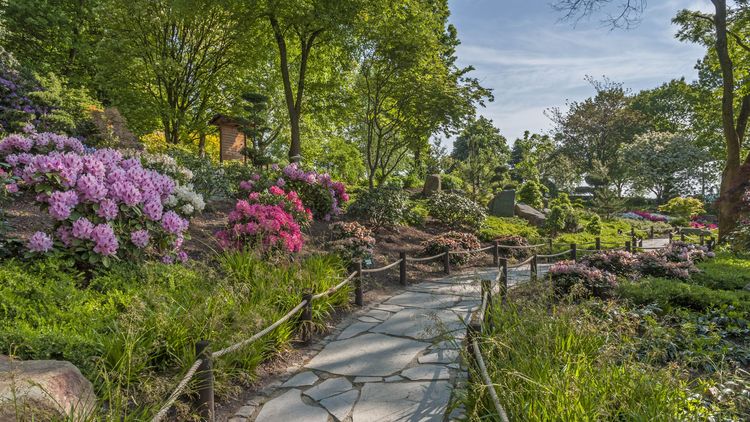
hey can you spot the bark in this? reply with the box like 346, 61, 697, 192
198, 132, 206, 158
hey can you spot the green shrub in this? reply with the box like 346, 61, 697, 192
545, 205, 566, 235
478, 216, 541, 242
347, 185, 408, 229
618, 277, 750, 313
427, 192, 486, 229
658, 197, 705, 219
440, 173, 464, 191
517, 180, 545, 209
403, 201, 429, 227
586, 214, 603, 235
692, 253, 750, 290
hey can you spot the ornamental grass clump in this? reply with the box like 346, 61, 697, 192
239, 163, 348, 220
422, 231, 480, 266
215, 186, 309, 254
549, 260, 618, 299
0, 131, 191, 266
326, 221, 375, 265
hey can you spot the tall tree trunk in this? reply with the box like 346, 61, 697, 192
198, 132, 206, 158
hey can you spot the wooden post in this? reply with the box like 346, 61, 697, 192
669, 232, 673, 244
708, 236, 716, 251
443, 246, 451, 275
639, 238, 643, 247
399, 251, 407, 285
492, 241, 499, 266
465, 321, 481, 382
649, 226, 654, 239
531, 254, 538, 281
548, 238, 553, 254
195, 340, 215, 422
681, 232, 686, 242
700, 234, 705, 246
301, 291, 313, 345
355, 261, 363, 306
499, 258, 508, 305
570, 243, 577, 262
630, 227, 635, 238
595, 237, 601, 250
625, 241, 631, 252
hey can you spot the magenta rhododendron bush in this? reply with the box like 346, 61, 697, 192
239, 163, 348, 220
0, 130, 191, 266
216, 185, 309, 254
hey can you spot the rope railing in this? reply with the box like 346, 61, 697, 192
311, 272, 357, 300
496, 242, 546, 250
471, 338, 510, 422
361, 258, 403, 273
537, 250, 572, 259
405, 252, 446, 263
507, 256, 534, 269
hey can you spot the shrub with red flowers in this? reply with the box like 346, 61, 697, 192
247, 185, 313, 228
422, 231, 481, 266
326, 221, 375, 265
0, 131, 190, 266
215, 195, 304, 254
580, 250, 640, 277
549, 260, 618, 298
238, 163, 348, 220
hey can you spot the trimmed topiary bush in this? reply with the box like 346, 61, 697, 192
517, 180, 545, 209
586, 214, 603, 235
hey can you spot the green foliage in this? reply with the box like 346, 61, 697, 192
347, 185, 408, 229
586, 214, 603, 235
426, 191, 486, 229
440, 173, 464, 191
517, 180, 545, 209
0, 253, 347, 419
545, 205, 567, 235
659, 196, 706, 219
403, 200, 429, 227
478, 216, 541, 242
590, 186, 625, 219
618, 277, 750, 313
451, 116, 509, 202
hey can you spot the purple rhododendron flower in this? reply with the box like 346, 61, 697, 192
71, 217, 95, 239
161, 211, 188, 234
28, 231, 53, 252
130, 229, 150, 248
91, 224, 118, 256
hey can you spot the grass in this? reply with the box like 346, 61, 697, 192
478, 216, 541, 242
461, 251, 750, 421
553, 217, 672, 250
0, 251, 350, 420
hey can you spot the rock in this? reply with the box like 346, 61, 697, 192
306, 333, 429, 377
423, 174, 442, 196
401, 365, 451, 381
303, 377, 353, 402
255, 389, 329, 422
0, 359, 96, 421
319, 390, 359, 421
352, 381, 452, 422
364, 309, 392, 321
281, 371, 319, 388
488, 190, 516, 217
515, 202, 547, 226
354, 376, 382, 383
374, 304, 404, 313
358, 316, 381, 323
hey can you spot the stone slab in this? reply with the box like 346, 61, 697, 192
358, 316, 381, 323
304, 377, 353, 402
306, 333, 429, 377
352, 381, 452, 422
401, 365, 451, 381
319, 390, 359, 422
338, 321, 377, 340
364, 309, 392, 321
384, 375, 404, 382
418, 349, 460, 364
375, 304, 404, 312
354, 376, 382, 383
384, 291, 462, 309
281, 371, 318, 387
370, 308, 465, 340
255, 389, 328, 422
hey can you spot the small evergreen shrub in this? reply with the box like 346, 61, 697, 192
441, 173, 464, 191
658, 197, 705, 219
586, 214, 603, 235
517, 180, 545, 209
403, 201, 429, 227
427, 192, 486, 229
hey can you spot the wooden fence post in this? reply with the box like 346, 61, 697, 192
493, 241, 499, 266
465, 320, 482, 382
443, 246, 451, 275
499, 258, 508, 305
548, 238, 553, 254
531, 254, 538, 281
630, 227, 635, 238
700, 234, 705, 246
650, 226, 654, 239
681, 232, 686, 242
669, 232, 673, 244
355, 261, 364, 306
570, 243, 577, 262
194, 340, 214, 422
301, 292, 313, 345
595, 237, 601, 250
625, 241, 631, 252
708, 236, 716, 251
399, 251, 407, 286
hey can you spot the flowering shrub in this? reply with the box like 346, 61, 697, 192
627, 210, 670, 223
326, 221, 375, 265
347, 185, 409, 229
549, 260, 618, 298
493, 235, 531, 260
246, 186, 312, 228
581, 250, 639, 277
238, 163, 348, 220
422, 231, 481, 266
0, 132, 190, 266
636, 252, 695, 280
427, 192, 486, 229
215, 196, 303, 254
661, 241, 713, 263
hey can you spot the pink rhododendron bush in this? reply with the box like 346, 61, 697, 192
326, 221, 375, 264
238, 163, 348, 220
215, 185, 310, 254
0, 131, 192, 266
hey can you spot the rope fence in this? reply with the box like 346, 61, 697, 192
151, 226, 709, 421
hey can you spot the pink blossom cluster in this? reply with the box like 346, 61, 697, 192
549, 260, 618, 297
216, 195, 304, 254
1, 132, 190, 264
248, 185, 313, 227
326, 221, 375, 263
239, 163, 349, 220
630, 210, 669, 223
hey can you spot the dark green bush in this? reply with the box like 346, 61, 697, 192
427, 192, 486, 229
618, 278, 750, 313
347, 185, 408, 229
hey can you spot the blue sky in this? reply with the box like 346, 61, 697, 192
447, 0, 712, 143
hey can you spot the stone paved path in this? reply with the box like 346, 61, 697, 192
227, 238, 672, 422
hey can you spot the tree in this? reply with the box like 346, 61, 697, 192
621, 132, 706, 202
548, 76, 646, 195
99, 0, 250, 144
239, 93, 281, 166
553, 0, 750, 240
451, 116, 509, 202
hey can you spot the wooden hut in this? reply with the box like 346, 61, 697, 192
209, 114, 248, 163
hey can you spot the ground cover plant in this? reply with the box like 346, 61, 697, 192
0, 252, 349, 420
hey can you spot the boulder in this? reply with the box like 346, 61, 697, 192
0, 358, 96, 420
488, 190, 516, 217
514, 203, 547, 226
423, 174, 441, 196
